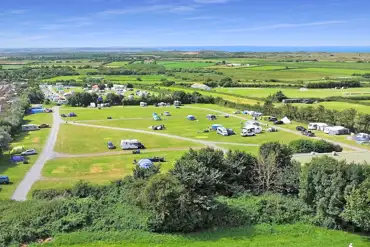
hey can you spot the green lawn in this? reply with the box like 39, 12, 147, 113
106, 61, 128, 67
30, 150, 187, 192
32, 224, 370, 247
54, 124, 204, 154
0, 112, 53, 199
215, 87, 370, 99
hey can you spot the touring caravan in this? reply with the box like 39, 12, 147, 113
120, 140, 145, 150
244, 124, 263, 134
21, 124, 40, 131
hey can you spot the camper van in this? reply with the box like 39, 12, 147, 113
241, 127, 256, 137
21, 124, 40, 131
217, 127, 229, 136
140, 102, 148, 107
120, 140, 145, 150
308, 123, 328, 131
244, 125, 263, 134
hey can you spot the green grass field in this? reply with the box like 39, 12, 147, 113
157, 61, 214, 68
215, 87, 370, 99
0, 112, 52, 199
54, 124, 204, 154
44, 75, 183, 84
31, 224, 370, 247
31, 150, 187, 191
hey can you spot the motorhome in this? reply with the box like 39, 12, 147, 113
241, 127, 256, 137
244, 124, 263, 134
120, 140, 145, 150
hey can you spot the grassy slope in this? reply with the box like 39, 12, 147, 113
0, 112, 52, 199
33, 224, 370, 247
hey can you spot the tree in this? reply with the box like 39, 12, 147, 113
300, 156, 370, 229
259, 142, 292, 169
133, 164, 160, 180
354, 113, 370, 133
126, 83, 134, 88
0, 126, 12, 155
341, 179, 370, 231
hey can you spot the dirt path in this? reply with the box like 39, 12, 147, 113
12, 107, 62, 201
186, 106, 368, 153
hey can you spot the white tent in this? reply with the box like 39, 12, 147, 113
281, 116, 291, 124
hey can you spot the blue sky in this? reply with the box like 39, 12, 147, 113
0, 0, 369, 48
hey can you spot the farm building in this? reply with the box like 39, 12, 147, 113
191, 83, 211, 91
140, 102, 148, 107
326, 126, 350, 135
138, 159, 154, 168
206, 114, 217, 120
22, 124, 39, 131
187, 115, 196, 121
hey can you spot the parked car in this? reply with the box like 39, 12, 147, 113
21, 149, 37, 156
39, 124, 50, 128
268, 117, 278, 122
107, 142, 116, 149
0, 175, 9, 184
149, 157, 165, 162
274, 120, 284, 125
302, 130, 315, 137
61, 114, 67, 117
217, 127, 229, 136
296, 126, 306, 131
267, 127, 278, 132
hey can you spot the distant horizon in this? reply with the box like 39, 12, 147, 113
2, 45, 370, 53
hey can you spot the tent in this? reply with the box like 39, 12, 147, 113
31, 108, 45, 114
153, 113, 161, 121
11, 156, 25, 163
138, 159, 153, 169
211, 124, 223, 130
281, 117, 291, 124
354, 133, 370, 142
327, 126, 350, 135
206, 114, 217, 120
187, 115, 196, 121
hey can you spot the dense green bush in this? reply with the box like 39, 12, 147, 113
300, 156, 370, 229
289, 139, 342, 153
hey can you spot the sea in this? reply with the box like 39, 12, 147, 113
1, 46, 370, 53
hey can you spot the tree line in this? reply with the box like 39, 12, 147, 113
1, 143, 368, 246
0, 86, 44, 155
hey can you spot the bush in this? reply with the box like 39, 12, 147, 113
289, 139, 342, 153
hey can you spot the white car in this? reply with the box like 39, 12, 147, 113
241, 128, 256, 137
21, 149, 37, 156
217, 127, 229, 136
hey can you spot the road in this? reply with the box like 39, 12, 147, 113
11, 107, 61, 201
186, 106, 368, 152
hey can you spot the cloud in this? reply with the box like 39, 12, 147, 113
10, 9, 28, 14
223, 20, 347, 32
99, 4, 196, 15
194, 0, 230, 3
185, 16, 215, 20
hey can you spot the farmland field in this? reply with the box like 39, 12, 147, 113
157, 61, 214, 68
0, 112, 52, 199
215, 87, 370, 99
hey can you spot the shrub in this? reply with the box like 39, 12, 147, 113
289, 139, 342, 154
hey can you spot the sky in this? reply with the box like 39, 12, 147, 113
0, 0, 370, 48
